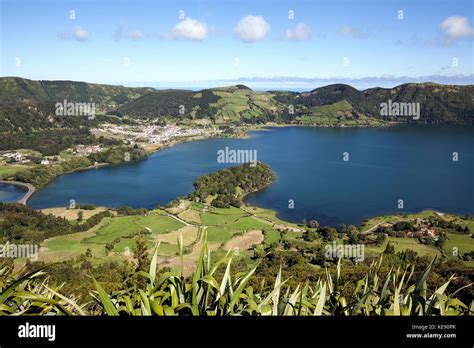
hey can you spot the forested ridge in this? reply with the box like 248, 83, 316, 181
2, 77, 471, 126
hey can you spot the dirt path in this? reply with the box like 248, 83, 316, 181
166, 213, 192, 226
157, 227, 220, 276
251, 215, 303, 233
361, 222, 384, 235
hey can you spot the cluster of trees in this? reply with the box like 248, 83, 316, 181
303, 226, 337, 242
0, 102, 93, 133
302, 222, 361, 243
1, 128, 99, 156
73, 204, 96, 210
115, 206, 148, 216
427, 216, 471, 234
248, 233, 473, 304
73, 211, 112, 233
0, 203, 71, 243
193, 89, 221, 119
114, 90, 198, 119
13, 156, 92, 188
189, 162, 275, 208
88, 145, 147, 165
374, 217, 471, 238
0, 101, 124, 156
374, 221, 418, 238
393, 221, 416, 231
462, 251, 474, 261
0, 203, 111, 244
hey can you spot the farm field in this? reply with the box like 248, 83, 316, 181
443, 232, 474, 258
0, 164, 31, 177
365, 237, 441, 258
15, 199, 473, 275
36, 200, 295, 274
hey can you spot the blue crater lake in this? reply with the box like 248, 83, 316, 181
25, 126, 474, 227
0, 183, 27, 203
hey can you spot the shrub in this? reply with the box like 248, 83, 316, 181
0, 236, 471, 316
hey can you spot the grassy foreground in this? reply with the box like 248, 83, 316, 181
0, 234, 472, 316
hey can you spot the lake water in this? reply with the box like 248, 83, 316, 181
21, 125, 474, 226
0, 183, 27, 203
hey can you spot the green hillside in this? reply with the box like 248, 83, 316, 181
0, 77, 154, 110
276, 83, 474, 125
294, 99, 383, 126
1, 77, 473, 125
114, 85, 286, 124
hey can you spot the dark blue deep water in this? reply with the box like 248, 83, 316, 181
23, 126, 474, 226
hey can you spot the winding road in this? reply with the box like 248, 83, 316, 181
0, 180, 36, 205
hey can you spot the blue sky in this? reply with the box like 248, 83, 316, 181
1, 0, 473, 88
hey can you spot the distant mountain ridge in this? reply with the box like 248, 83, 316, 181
275, 83, 474, 124
0, 77, 472, 125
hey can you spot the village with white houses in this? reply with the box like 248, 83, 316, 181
92, 122, 222, 145
0, 150, 54, 166
0, 145, 103, 167
0, 122, 223, 176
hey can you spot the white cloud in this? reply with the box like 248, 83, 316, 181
57, 26, 90, 41
73, 26, 89, 41
127, 30, 144, 41
338, 26, 368, 39
234, 15, 270, 42
286, 22, 311, 41
163, 17, 208, 41
440, 16, 474, 43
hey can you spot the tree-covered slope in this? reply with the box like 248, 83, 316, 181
0, 77, 154, 110
274, 83, 474, 125
114, 85, 286, 124
1, 77, 472, 125
363, 83, 474, 124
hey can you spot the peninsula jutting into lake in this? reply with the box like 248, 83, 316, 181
21, 125, 473, 227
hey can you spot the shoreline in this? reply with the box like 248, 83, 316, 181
11, 149, 472, 231
1, 122, 464, 212
0, 180, 36, 205
0, 127, 251, 204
